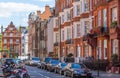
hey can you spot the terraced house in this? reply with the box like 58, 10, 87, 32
54, 0, 91, 62
53, 0, 120, 62
28, 0, 120, 62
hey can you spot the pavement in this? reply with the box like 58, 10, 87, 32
92, 70, 120, 78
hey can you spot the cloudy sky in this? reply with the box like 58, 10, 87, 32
0, 0, 55, 28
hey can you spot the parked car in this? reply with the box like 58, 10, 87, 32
37, 61, 42, 68
41, 57, 52, 69
29, 57, 41, 66
13, 59, 21, 66
64, 63, 92, 78
46, 59, 60, 72
5, 58, 15, 64
54, 62, 68, 75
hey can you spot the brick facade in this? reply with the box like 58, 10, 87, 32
53, 0, 120, 61
2, 22, 21, 58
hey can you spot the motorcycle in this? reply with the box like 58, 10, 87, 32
15, 66, 30, 78
1, 64, 30, 78
1, 64, 12, 77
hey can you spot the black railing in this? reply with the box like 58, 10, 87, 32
54, 42, 59, 46
65, 39, 73, 44
75, 0, 80, 2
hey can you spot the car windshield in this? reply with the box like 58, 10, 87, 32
61, 63, 67, 68
71, 63, 85, 69
32, 57, 40, 61
6, 59, 14, 63
45, 58, 52, 63
50, 60, 59, 64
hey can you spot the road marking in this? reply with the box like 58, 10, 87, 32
38, 73, 50, 78
38, 73, 44, 76
44, 76, 50, 78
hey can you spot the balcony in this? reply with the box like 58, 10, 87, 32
110, 27, 120, 34
106, 0, 113, 2
90, 26, 109, 37
93, 0, 108, 8
75, 0, 80, 2
54, 42, 59, 46
83, 33, 97, 48
109, 26, 120, 39
65, 39, 73, 44
110, 21, 119, 34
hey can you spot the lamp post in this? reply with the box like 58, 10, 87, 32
59, 17, 61, 60
97, 47, 100, 77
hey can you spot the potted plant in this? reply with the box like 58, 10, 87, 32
65, 53, 74, 63
110, 21, 117, 28
110, 21, 117, 33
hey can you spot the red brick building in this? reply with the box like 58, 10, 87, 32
88, 0, 120, 60
54, 0, 120, 61
2, 22, 21, 58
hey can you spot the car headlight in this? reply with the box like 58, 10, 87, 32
74, 71, 78, 74
30, 61, 33, 64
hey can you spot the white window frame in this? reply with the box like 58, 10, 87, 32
98, 10, 101, 26
112, 7, 117, 22
112, 39, 118, 54
10, 39, 13, 44
10, 33, 13, 37
104, 40, 107, 59
103, 9, 107, 27
4, 39, 7, 44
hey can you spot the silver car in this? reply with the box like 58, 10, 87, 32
29, 57, 41, 66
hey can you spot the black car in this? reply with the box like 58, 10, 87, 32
64, 63, 92, 78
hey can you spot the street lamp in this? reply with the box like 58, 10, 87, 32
97, 47, 100, 77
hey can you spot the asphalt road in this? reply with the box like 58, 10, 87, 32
0, 65, 120, 78
26, 66, 68, 78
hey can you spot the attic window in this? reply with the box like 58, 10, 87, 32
10, 28, 13, 31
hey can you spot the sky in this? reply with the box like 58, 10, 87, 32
0, 0, 55, 28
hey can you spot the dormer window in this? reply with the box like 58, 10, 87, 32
10, 28, 13, 31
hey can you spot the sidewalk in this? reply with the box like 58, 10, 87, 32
92, 71, 120, 78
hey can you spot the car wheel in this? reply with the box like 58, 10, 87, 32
54, 69, 57, 73
71, 74, 75, 78
59, 70, 62, 75
64, 72, 67, 77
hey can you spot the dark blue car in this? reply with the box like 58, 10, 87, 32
46, 60, 60, 72
40, 57, 53, 69
64, 63, 92, 78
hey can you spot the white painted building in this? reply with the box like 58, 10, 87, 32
20, 27, 28, 57
47, 17, 54, 55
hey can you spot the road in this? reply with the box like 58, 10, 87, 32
26, 66, 120, 78
25, 66, 67, 78
0, 65, 120, 78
